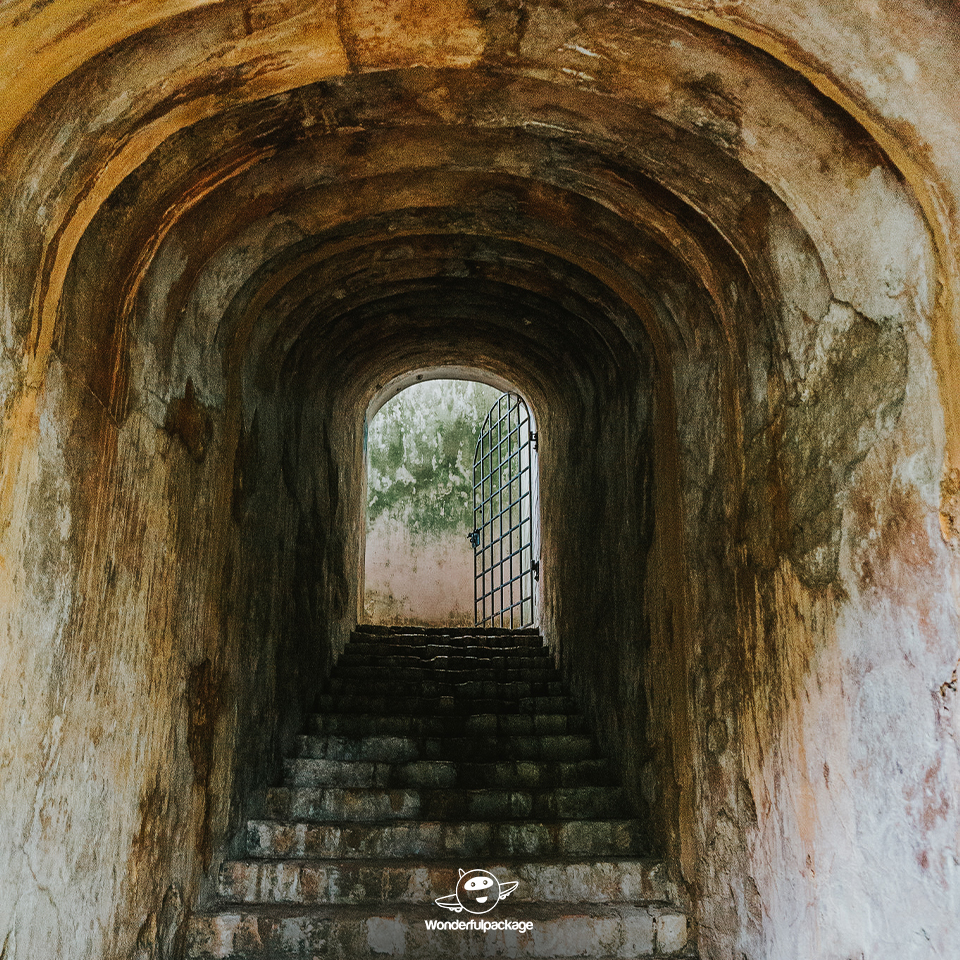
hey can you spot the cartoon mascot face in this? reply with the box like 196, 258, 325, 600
434, 869, 519, 915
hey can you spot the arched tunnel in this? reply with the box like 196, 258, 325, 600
1, 3, 959, 959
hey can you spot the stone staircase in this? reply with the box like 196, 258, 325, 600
186, 626, 695, 959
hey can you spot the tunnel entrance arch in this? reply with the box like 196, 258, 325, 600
472, 391, 539, 628
362, 368, 541, 628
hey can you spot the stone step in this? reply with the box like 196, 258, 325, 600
244, 819, 649, 860
316, 694, 577, 715
293, 733, 597, 763
325, 677, 566, 699
283, 757, 616, 790
338, 648, 552, 668
308, 711, 590, 738
333, 660, 557, 682
355, 625, 541, 635
264, 785, 631, 822
353, 625, 541, 639
351, 633, 545, 651
184, 627, 694, 960
216, 857, 679, 906
186, 902, 692, 959
345, 642, 550, 663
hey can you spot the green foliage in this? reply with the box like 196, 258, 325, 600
367, 380, 502, 541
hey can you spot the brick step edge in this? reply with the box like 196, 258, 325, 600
337, 650, 551, 661
244, 818, 650, 859
292, 734, 597, 763
354, 626, 542, 636
314, 696, 578, 716
186, 902, 694, 960
282, 757, 617, 790
216, 856, 681, 906
331, 665, 558, 679
349, 636, 545, 649
262, 785, 629, 822
346, 644, 548, 657
325, 680, 566, 696
307, 713, 589, 736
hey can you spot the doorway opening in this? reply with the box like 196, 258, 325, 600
363, 376, 540, 628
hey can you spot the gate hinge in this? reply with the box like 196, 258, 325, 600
531, 432, 539, 451
468, 529, 481, 548
532, 559, 540, 581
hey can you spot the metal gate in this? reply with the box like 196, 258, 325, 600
471, 393, 538, 628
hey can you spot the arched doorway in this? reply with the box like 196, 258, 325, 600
364, 374, 542, 627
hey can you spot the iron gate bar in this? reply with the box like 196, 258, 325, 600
472, 392, 537, 628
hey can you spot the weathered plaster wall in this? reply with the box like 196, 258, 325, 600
364, 379, 500, 627
0, 181, 352, 959
0, 3, 958, 960
663, 135, 951, 958
364, 520, 478, 626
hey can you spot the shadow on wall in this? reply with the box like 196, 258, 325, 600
364, 379, 501, 626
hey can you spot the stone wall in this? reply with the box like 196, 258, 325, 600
0, 3, 958, 960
